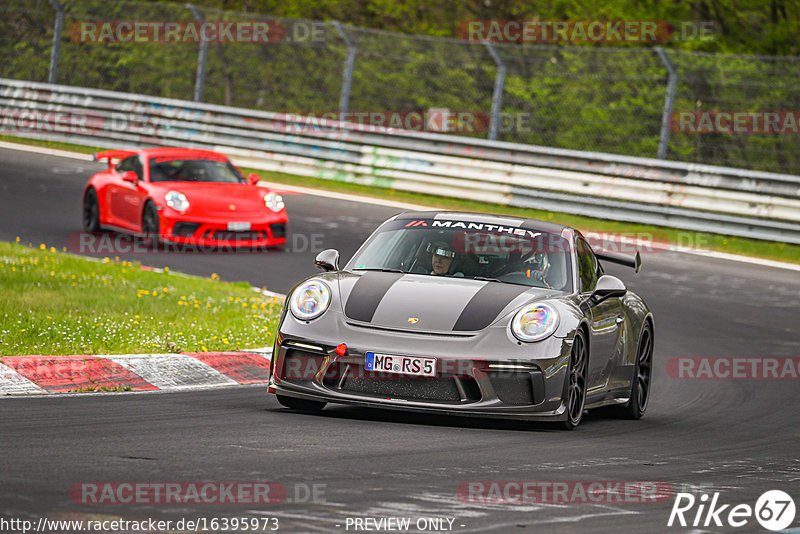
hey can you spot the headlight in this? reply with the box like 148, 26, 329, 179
290, 280, 331, 321
511, 303, 559, 342
264, 192, 284, 212
165, 191, 189, 212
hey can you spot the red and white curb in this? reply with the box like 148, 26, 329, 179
0, 349, 272, 396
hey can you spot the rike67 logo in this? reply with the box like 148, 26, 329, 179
668, 490, 796, 531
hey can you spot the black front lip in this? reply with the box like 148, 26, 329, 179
269, 382, 568, 422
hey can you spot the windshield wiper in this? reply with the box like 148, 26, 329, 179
353, 267, 405, 273
472, 276, 504, 283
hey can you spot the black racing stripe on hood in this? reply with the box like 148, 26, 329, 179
453, 283, 531, 331
344, 271, 405, 322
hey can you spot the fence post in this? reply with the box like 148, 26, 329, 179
331, 21, 356, 115
483, 42, 506, 141
47, 0, 64, 84
655, 47, 678, 160
186, 4, 208, 102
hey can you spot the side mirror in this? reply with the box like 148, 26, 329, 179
590, 274, 627, 303
121, 170, 138, 184
315, 249, 340, 272
248, 172, 260, 185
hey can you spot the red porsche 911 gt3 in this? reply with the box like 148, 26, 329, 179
82, 147, 287, 248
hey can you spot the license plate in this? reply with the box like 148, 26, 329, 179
227, 222, 251, 231
365, 352, 436, 377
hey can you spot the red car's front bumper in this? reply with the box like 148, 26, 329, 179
158, 212, 287, 248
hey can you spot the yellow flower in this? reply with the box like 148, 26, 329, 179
102, 257, 110, 263
164, 267, 169, 273
211, 273, 220, 280
20, 329, 26, 332
40, 244, 46, 250
50, 247, 56, 253
15, 237, 20, 243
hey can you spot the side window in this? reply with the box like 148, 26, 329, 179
576, 238, 599, 292
116, 156, 142, 179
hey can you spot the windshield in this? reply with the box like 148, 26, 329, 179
348, 218, 573, 291
148, 156, 244, 183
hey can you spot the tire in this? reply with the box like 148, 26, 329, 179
614, 322, 653, 420
561, 329, 588, 430
82, 188, 101, 232
141, 201, 160, 249
276, 394, 326, 412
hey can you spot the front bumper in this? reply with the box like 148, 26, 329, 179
269, 312, 574, 422
158, 210, 287, 248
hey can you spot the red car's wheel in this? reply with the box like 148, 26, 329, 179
141, 201, 160, 249
82, 188, 101, 232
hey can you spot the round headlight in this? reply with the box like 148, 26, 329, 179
511, 303, 559, 342
290, 280, 331, 321
264, 192, 285, 212
165, 191, 189, 212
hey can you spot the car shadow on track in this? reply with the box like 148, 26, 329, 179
265, 403, 620, 433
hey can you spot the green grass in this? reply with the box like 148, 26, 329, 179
0, 241, 283, 357
0, 134, 102, 155
4, 135, 798, 264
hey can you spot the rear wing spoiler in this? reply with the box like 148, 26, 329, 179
596, 250, 642, 273
94, 150, 137, 168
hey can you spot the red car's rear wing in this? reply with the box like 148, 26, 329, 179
94, 150, 137, 168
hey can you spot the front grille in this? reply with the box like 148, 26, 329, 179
209, 230, 265, 241
172, 222, 200, 237
269, 223, 286, 239
341, 375, 463, 402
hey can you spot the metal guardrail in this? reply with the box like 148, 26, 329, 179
2, 77, 800, 243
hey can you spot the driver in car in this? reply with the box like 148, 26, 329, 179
523, 251, 552, 288
427, 241, 461, 276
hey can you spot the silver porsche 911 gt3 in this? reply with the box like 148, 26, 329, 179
268, 211, 654, 429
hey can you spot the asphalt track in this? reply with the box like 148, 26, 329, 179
2, 146, 800, 533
